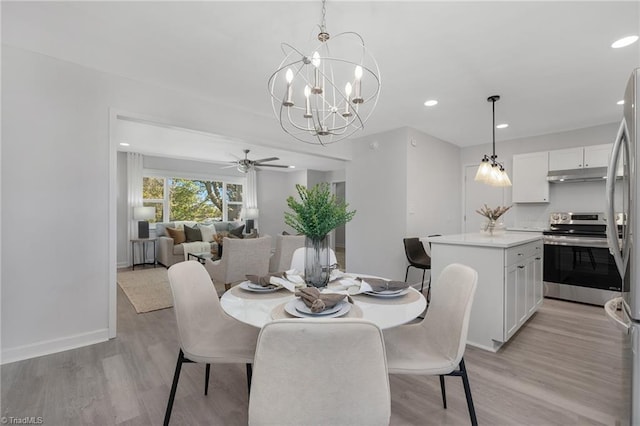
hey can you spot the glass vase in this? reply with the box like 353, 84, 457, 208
304, 235, 331, 288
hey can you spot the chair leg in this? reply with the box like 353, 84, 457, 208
246, 363, 253, 396
459, 358, 478, 426
204, 363, 211, 395
405, 265, 411, 282
426, 273, 432, 305
164, 349, 185, 426
420, 269, 426, 293
439, 375, 447, 409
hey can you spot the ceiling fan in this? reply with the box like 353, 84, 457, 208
226, 149, 293, 173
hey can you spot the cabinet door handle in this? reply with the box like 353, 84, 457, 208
518, 253, 524, 256
535, 257, 541, 260
517, 265, 525, 269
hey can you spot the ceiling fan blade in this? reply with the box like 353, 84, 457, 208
253, 157, 279, 163
221, 164, 238, 169
256, 164, 291, 168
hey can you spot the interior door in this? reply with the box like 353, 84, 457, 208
463, 164, 505, 233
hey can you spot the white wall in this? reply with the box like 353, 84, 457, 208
460, 123, 619, 228
2, 46, 112, 362
256, 169, 308, 241
406, 128, 462, 236
346, 128, 409, 281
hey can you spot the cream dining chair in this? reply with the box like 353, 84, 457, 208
383, 263, 479, 425
269, 234, 305, 272
205, 235, 272, 291
164, 261, 259, 426
248, 318, 391, 426
289, 246, 338, 271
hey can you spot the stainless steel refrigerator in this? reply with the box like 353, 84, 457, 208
606, 67, 640, 425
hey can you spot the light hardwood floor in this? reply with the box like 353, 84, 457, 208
1, 288, 627, 425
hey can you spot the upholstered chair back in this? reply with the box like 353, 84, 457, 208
248, 318, 390, 426
269, 234, 305, 272
422, 263, 478, 365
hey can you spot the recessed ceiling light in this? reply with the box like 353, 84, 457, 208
617, 100, 625, 105
612, 35, 639, 48
119, 142, 130, 146
288, 165, 296, 169
423, 99, 438, 107
496, 123, 509, 129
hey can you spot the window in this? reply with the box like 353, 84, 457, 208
143, 175, 243, 222
142, 177, 164, 223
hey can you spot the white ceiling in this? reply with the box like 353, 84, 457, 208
3, 1, 639, 169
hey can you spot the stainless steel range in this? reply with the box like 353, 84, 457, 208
543, 212, 623, 306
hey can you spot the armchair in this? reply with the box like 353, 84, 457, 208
204, 235, 272, 291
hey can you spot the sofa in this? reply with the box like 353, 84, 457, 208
155, 220, 245, 267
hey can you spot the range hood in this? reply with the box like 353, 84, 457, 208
546, 167, 609, 183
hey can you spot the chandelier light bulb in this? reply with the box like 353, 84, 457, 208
304, 85, 312, 118
343, 82, 353, 117
283, 68, 295, 107
312, 51, 321, 67
353, 65, 364, 104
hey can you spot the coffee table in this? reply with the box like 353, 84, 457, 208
187, 252, 218, 264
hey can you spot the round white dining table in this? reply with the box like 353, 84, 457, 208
220, 277, 427, 330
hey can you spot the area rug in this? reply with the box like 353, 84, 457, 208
117, 268, 173, 313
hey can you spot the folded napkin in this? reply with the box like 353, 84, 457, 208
360, 278, 409, 293
246, 272, 285, 289
246, 270, 306, 292
295, 287, 346, 313
334, 277, 409, 294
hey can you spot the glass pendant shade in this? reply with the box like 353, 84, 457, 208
474, 159, 493, 183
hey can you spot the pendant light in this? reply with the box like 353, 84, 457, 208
475, 95, 512, 187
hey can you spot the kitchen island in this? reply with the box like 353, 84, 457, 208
425, 232, 543, 352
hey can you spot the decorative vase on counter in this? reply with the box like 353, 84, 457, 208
304, 235, 331, 288
481, 219, 506, 236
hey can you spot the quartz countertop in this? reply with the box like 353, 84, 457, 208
423, 232, 542, 248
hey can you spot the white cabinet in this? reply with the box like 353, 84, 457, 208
429, 236, 543, 352
503, 241, 543, 341
584, 144, 613, 168
512, 151, 549, 203
549, 144, 612, 170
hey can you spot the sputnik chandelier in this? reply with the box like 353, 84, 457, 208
268, 0, 381, 145
475, 95, 512, 187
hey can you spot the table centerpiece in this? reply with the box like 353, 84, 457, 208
285, 183, 356, 288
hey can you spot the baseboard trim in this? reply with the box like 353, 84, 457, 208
1, 328, 110, 365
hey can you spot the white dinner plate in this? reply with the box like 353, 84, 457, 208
284, 299, 351, 318
239, 281, 280, 293
364, 288, 410, 298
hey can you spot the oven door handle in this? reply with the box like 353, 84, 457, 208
606, 118, 629, 278
604, 297, 630, 334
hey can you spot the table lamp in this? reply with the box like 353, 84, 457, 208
244, 208, 259, 233
133, 206, 155, 239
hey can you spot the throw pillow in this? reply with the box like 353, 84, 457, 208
229, 224, 245, 239
166, 227, 186, 245
199, 224, 217, 242
184, 224, 202, 242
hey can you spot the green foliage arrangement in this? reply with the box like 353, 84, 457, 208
285, 183, 356, 241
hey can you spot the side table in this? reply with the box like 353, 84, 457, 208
131, 238, 157, 270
